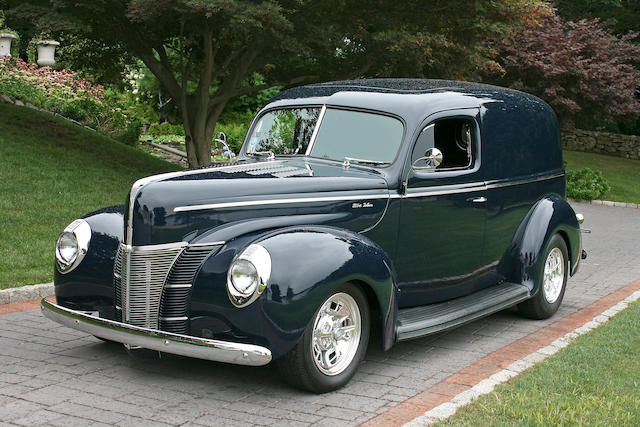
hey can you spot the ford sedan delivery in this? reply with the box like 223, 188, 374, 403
43, 79, 584, 392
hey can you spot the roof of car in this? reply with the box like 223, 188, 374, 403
271, 78, 514, 100
266, 78, 537, 125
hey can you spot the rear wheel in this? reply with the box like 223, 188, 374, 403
277, 283, 370, 393
518, 233, 568, 319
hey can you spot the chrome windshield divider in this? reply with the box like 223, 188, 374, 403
305, 105, 326, 156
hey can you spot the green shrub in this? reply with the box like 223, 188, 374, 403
115, 119, 142, 146
566, 167, 610, 201
148, 122, 184, 137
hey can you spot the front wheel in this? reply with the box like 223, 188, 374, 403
277, 283, 370, 393
518, 233, 569, 319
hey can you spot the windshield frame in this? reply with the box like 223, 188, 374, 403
240, 104, 406, 168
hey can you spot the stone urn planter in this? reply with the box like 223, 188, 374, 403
0, 33, 17, 57
36, 40, 60, 66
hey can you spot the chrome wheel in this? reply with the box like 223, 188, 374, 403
543, 247, 564, 303
311, 292, 361, 376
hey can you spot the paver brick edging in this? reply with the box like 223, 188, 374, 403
362, 277, 640, 426
0, 282, 53, 305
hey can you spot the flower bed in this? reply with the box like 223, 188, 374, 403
0, 57, 140, 145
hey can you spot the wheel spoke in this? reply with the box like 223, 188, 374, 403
311, 292, 361, 376
543, 247, 564, 304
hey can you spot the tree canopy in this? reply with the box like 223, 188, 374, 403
553, 0, 640, 36
3, 0, 545, 167
484, 10, 640, 129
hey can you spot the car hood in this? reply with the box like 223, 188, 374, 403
127, 158, 390, 246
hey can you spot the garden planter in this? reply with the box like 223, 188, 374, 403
0, 33, 17, 57
36, 40, 60, 67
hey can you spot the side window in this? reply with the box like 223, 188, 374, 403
412, 118, 476, 171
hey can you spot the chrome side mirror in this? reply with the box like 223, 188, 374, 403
215, 132, 233, 161
412, 148, 443, 171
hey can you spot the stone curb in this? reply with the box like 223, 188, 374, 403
402, 289, 640, 426
576, 199, 640, 209
0, 94, 97, 132
0, 283, 54, 305
363, 278, 640, 426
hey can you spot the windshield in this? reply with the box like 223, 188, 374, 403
245, 108, 321, 155
310, 109, 403, 164
245, 107, 404, 164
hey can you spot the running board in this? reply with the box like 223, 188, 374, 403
396, 282, 530, 341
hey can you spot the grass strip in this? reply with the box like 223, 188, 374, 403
564, 150, 640, 204
0, 104, 180, 289
437, 301, 640, 426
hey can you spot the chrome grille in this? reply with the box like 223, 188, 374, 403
120, 243, 186, 329
113, 246, 123, 321
159, 246, 219, 334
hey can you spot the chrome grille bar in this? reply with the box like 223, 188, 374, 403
120, 242, 186, 329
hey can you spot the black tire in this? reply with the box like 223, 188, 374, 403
518, 233, 569, 320
277, 283, 370, 393
93, 336, 118, 344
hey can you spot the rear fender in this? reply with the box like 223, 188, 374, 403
501, 196, 580, 294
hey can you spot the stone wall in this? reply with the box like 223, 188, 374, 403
562, 129, 640, 160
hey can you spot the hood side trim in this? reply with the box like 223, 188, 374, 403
173, 193, 390, 213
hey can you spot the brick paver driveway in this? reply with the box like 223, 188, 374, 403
1, 202, 639, 426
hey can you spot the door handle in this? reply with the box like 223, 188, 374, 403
467, 197, 487, 203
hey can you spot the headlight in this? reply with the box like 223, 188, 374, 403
55, 219, 91, 274
227, 244, 271, 307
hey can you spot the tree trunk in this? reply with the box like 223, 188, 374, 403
184, 113, 213, 168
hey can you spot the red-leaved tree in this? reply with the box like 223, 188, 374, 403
486, 12, 640, 129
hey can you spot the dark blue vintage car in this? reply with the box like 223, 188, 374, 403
43, 79, 584, 392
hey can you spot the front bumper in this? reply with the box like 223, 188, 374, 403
41, 299, 272, 366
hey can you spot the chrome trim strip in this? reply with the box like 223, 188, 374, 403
122, 241, 189, 252
41, 299, 272, 366
164, 284, 192, 289
167, 172, 565, 213
305, 105, 326, 156
188, 241, 226, 247
485, 172, 564, 189
174, 193, 390, 213
404, 184, 486, 198
159, 316, 189, 321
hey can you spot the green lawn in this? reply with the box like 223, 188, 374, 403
437, 301, 640, 426
564, 150, 640, 204
0, 104, 180, 289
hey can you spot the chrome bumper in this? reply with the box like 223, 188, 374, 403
41, 299, 272, 366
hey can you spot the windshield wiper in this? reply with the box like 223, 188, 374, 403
343, 157, 390, 166
248, 150, 275, 160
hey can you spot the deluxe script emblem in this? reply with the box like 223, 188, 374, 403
352, 202, 374, 209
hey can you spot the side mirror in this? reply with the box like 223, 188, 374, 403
412, 147, 443, 171
215, 131, 227, 144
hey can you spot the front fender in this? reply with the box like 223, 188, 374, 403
189, 226, 398, 359
502, 196, 581, 294
54, 205, 123, 318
